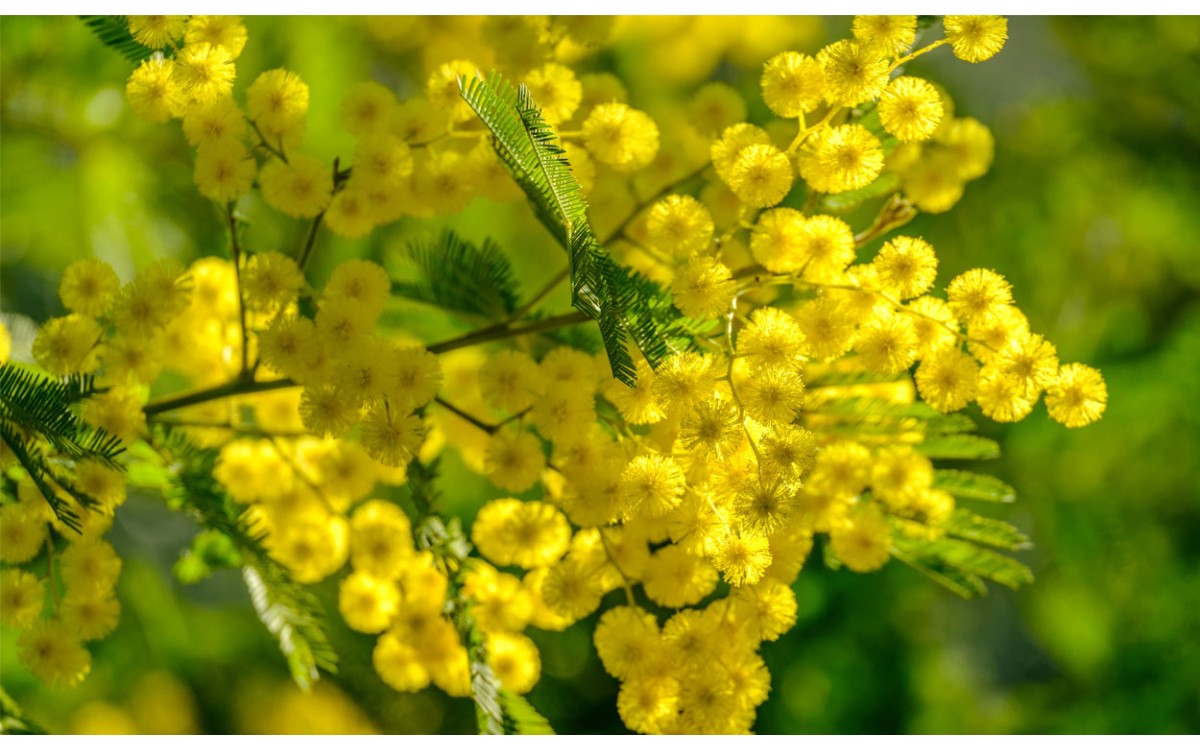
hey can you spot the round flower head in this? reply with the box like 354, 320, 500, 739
127, 15, 185, 49
593, 605, 663, 680
582, 103, 660, 172
737, 306, 807, 371
194, 140, 256, 203
17, 622, 91, 687
354, 134, 414, 190
1046, 363, 1107, 428
689, 82, 747, 136
878, 77, 944, 143
855, 313, 919, 375
817, 39, 890, 107
175, 43, 236, 103
647, 195, 713, 258
32, 314, 101, 376
341, 81, 398, 136
798, 124, 884, 194
711, 123, 772, 183
522, 63, 583, 125
125, 58, 182, 123
489, 632, 541, 695
760, 51, 826, 118
679, 397, 742, 456
976, 369, 1036, 423
247, 69, 309, 134
947, 268, 1013, 322
940, 117, 995, 180
182, 96, 247, 148
339, 571, 400, 634
260, 154, 333, 218
944, 15, 1009, 63
873, 235, 938, 300
916, 348, 979, 413
60, 258, 120, 317
712, 526, 772, 587
671, 256, 735, 320
185, 15, 248, 58
360, 403, 424, 467
473, 499, 571, 569
479, 349, 544, 413
427, 60, 480, 122
830, 506, 891, 573
324, 187, 377, 239
0, 569, 44, 628
484, 429, 546, 493
852, 15, 918, 55
900, 151, 966, 213
620, 453, 686, 519
726, 144, 793, 208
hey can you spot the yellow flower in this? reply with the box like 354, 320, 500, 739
0, 569, 44, 628
678, 398, 742, 456
247, 68, 309, 135
593, 605, 662, 679
712, 526, 772, 587
670, 256, 735, 319
59, 258, 120, 317
487, 632, 541, 694
855, 312, 919, 375
947, 268, 1014, 322
194, 140, 256, 203
710, 123, 771, 183
642, 544, 718, 608
340, 81, 398, 136
125, 58, 182, 123
359, 403, 424, 467
479, 349, 544, 413
940, 117, 995, 180
760, 51, 826, 118
725, 144, 793, 208
184, 16, 248, 58
127, 15, 185, 49
852, 15, 918, 55
873, 235, 939, 300
817, 39, 890, 107
17, 621, 91, 687
61, 591, 121, 641
798, 123, 884, 194
32, 314, 101, 376
878, 77, 944, 143
1046, 363, 1108, 428
60, 538, 121, 596
338, 571, 400, 634
473, 499, 571, 569
975, 368, 1036, 423
426, 59, 480, 122
916, 348, 980, 413
175, 43, 236, 103
522, 63, 583, 125
944, 15, 1009, 63
324, 187, 377, 239
621, 453, 686, 519
741, 366, 806, 424
181, 97, 246, 148
354, 134, 414, 190
260, 155, 333, 219
484, 429, 546, 493
582, 103, 660, 172
647, 195, 713, 258
688, 82, 747, 136
830, 506, 891, 573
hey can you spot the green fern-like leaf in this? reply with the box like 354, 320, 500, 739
933, 469, 1017, 502
79, 16, 158, 63
894, 534, 1034, 597
943, 508, 1031, 551
150, 425, 337, 689
499, 690, 555, 735
916, 434, 1001, 460
392, 230, 521, 322
460, 72, 703, 385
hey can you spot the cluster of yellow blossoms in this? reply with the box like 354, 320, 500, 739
0, 14, 1112, 734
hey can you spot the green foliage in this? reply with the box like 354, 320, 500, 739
893, 534, 1034, 599
0, 363, 123, 531
150, 426, 337, 690
499, 689, 555, 735
813, 396, 978, 437
393, 230, 520, 322
0, 687, 46, 735
933, 468, 1016, 502
79, 16, 156, 63
943, 509, 1030, 551
916, 434, 1001, 460
460, 71, 705, 385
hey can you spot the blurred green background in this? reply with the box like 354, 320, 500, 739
2, 16, 1198, 734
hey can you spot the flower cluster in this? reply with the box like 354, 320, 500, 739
0, 14, 1110, 736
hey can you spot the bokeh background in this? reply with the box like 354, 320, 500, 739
2, 16, 1199, 733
